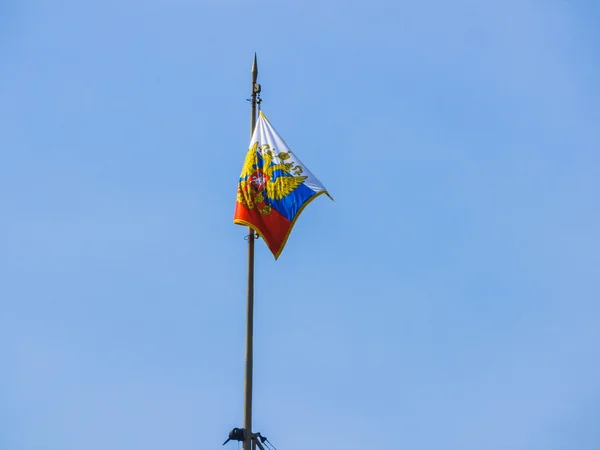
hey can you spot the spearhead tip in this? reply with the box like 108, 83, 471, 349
251, 53, 258, 82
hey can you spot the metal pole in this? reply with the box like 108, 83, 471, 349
243, 53, 259, 450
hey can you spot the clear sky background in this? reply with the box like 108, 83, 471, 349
1, 1, 599, 449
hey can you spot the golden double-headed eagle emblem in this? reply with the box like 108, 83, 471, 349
237, 142, 307, 216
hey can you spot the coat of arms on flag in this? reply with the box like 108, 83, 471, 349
234, 111, 332, 259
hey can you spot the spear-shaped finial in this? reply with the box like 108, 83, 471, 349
251, 53, 258, 83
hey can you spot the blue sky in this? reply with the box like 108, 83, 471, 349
1, 1, 599, 449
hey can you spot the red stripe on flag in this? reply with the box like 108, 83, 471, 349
234, 202, 291, 257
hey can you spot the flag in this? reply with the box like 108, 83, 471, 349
234, 111, 332, 259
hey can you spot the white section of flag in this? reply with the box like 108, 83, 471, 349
251, 112, 329, 195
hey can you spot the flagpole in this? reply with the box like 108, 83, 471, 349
243, 52, 259, 450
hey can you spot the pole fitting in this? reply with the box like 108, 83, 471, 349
222, 428, 246, 445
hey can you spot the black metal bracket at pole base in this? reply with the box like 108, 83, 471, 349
223, 428, 267, 450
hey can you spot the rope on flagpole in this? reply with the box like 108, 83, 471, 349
264, 439, 278, 450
